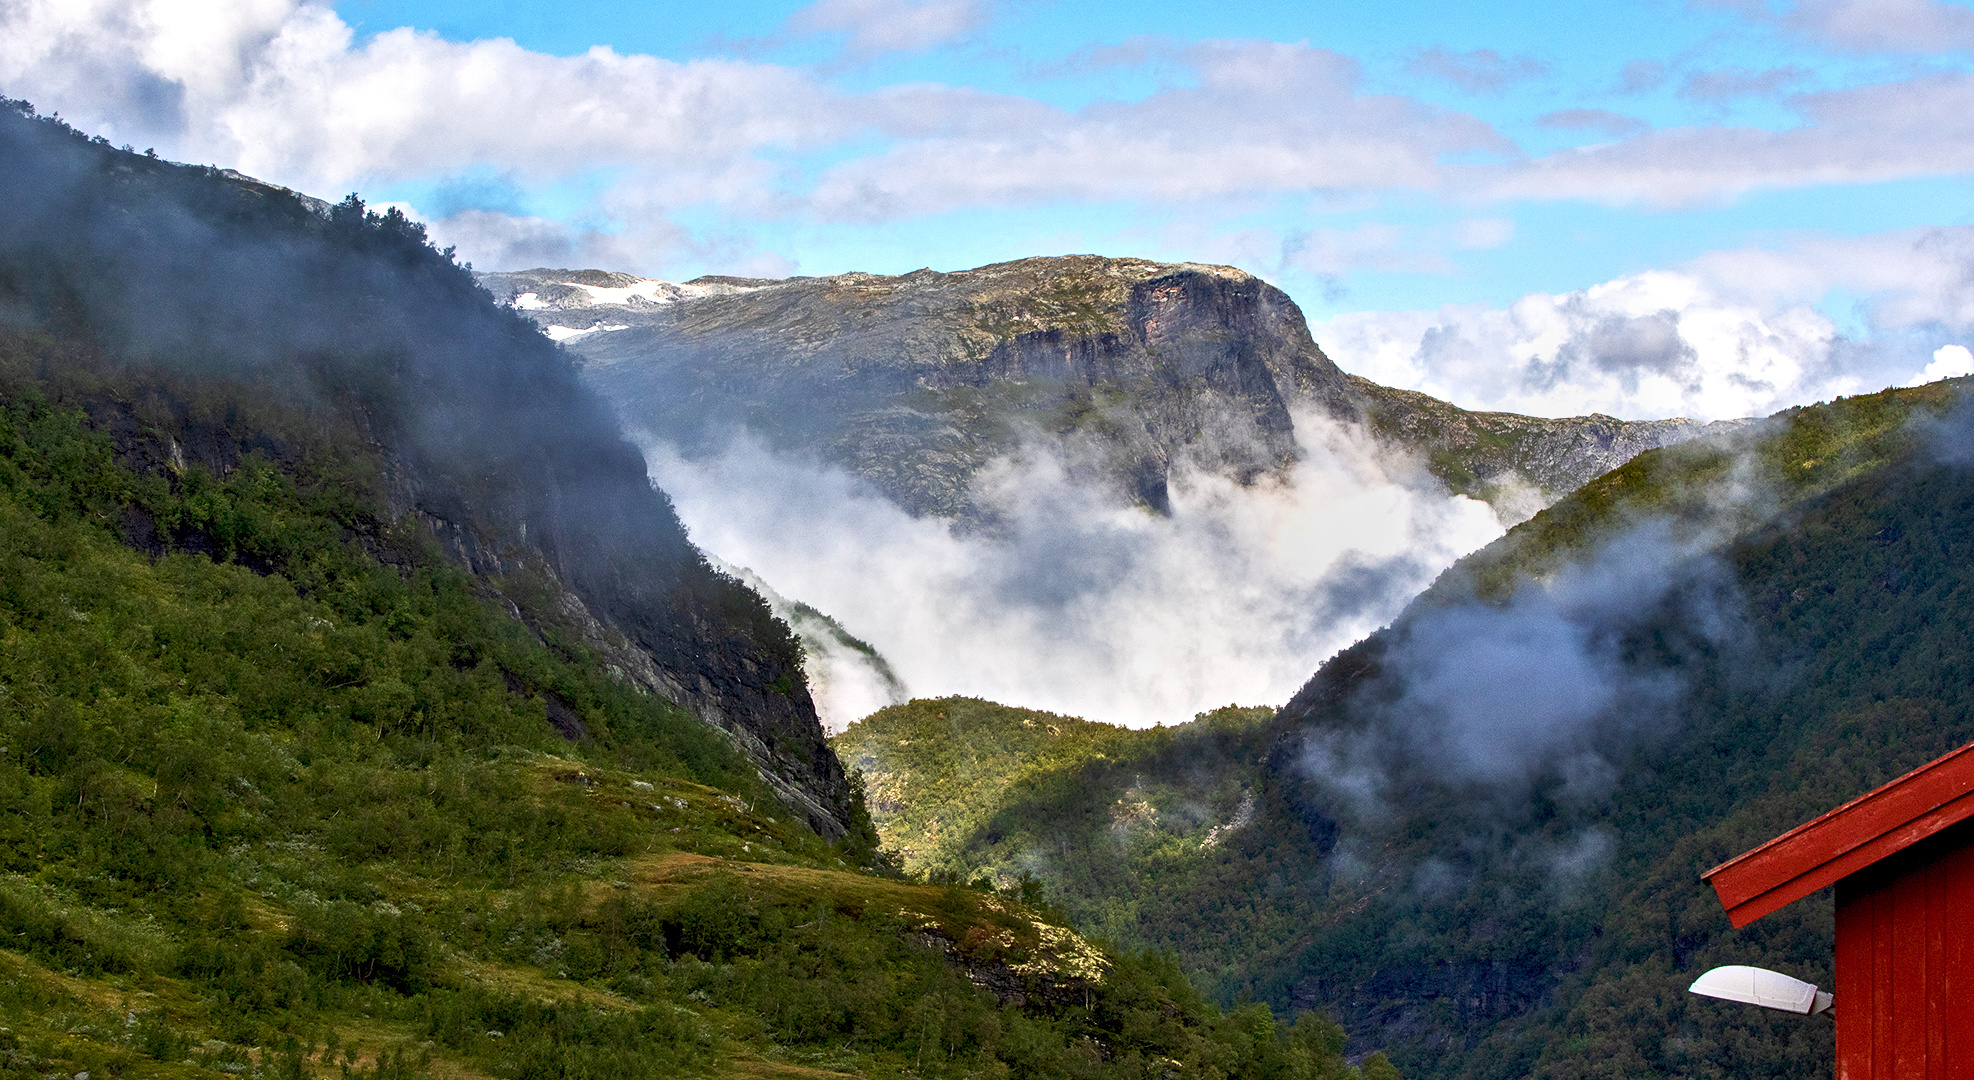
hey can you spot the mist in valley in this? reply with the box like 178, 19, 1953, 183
638, 409, 1505, 730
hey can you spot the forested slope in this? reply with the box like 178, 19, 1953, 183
840, 379, 1974, 1080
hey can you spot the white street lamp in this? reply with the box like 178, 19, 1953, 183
1688, 965, 1833, 1016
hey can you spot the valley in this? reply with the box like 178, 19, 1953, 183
3, 93, 1971, 1080
0, 103, 1409, 1080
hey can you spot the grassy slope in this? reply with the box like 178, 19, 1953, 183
833, 701, 1288, 997
835, 699, 1147, 876
836, 379, 1974, 1080
1431, 377, 1962, 602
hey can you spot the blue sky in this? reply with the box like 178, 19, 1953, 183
6, 0, 1974, 420
326, 0, 1974, 306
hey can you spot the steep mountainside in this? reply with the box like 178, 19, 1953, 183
835, 378, 1974, 1080
0, 102, 1426, 1080
481, 262, 1737, 524
0, 100, 847, 834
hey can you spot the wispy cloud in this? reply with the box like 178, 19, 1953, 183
1702, 0, 1974, 53
1618, 58, 1669, 92
7, 0, 1974, 279
1536, 108, 1650, 137
803, 41, 1510, 219
785, 0, 993, 60
1405, 46, 1549, 93
1677, 64, 1815, 102
0, 4, 1509, 236
1489, 73, 1974, 205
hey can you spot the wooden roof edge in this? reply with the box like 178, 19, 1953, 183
1711, 786, 1974, 927
1701, 740, 1974, 893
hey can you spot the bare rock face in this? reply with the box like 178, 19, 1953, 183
482, 257, 1739, 522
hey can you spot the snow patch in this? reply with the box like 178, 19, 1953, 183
542, 323, 629, 342
568, 279, 687, 306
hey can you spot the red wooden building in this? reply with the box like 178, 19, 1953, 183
1702, 741, 1974, 1079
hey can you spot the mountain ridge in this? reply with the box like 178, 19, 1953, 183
482, 259, 1744, 527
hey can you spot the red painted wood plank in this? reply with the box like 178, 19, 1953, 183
1942, 839, 1974, 1080
1875, 882, 1894, 1078
1830, 824, 1974, 1079
1705, 743, 1974, 921
1837, 878, 1872, 1080
1893, 869, 1927, 1077
1926, 857, 1944, 1080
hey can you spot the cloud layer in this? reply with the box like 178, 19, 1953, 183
640, 413, 1503, 730
10, 0, 1974, 258
1318, 227, 1974, 421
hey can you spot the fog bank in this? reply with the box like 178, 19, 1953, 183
640, 411, 1503, 730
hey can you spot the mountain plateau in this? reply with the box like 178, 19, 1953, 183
482, 261, 1742, 529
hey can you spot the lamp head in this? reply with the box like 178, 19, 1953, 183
1688, 965, 1833, 1016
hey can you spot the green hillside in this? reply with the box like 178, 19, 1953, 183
832, 700, 1275, 917
839, 380, 1974, 1080
0, 102, 1415, 1080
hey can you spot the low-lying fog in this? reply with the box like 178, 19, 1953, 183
640, 412, 1505, 730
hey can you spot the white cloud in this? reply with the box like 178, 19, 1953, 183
0, 3, 1511, 229
1907, 343, 1974, 385
0, 0, 847, 199
787, 0, 991, 59
1685, 226, 1974, 328
1453, 217, 1514, 249
774, 41, 1512, 219
1704, 0, 1974, 53
1282, 223, 1456, 276
10, 1, 1974, 229
1535, 108, 1649, 138
1321, 275, 1835, 421
1404, 47, 1548, 93
1316, 227, 1974, 421
1491, 73, 1974, 205
639, 414, 1502, 729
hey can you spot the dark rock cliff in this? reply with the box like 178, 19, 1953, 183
0, 100, 852, 836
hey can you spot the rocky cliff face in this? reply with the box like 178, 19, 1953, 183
483, 258, 1739, 525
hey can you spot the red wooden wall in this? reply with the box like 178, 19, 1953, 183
1834, 818, 1974, 1080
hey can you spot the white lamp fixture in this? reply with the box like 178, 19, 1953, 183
1688, 965, 1834, 1016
